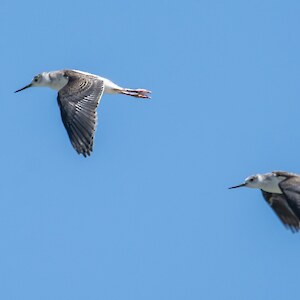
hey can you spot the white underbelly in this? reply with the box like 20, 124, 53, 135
102, 78, 122, 94
261, 181, 283, 194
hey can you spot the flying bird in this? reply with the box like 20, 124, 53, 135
229, 171, 300, 232
15, 70, 151, 157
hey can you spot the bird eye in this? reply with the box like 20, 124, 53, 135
34, 77, 38, 82
249, 178, 254, 182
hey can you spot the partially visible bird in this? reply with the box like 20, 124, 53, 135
15, 70, 151, 157
229, 171, 300, 232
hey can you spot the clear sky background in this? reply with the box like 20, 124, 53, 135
1, 0, 300, 299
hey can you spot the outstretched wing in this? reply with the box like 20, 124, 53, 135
57, 70, 104, 157
261, 190, 300, 232
279, 176, 300, 220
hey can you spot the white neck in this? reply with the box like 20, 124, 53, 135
47, 72, 69, 91
36, 72, 69, 91
258, 175, 284, 194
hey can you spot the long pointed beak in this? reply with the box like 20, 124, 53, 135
228, 183, 246, 189
15, 83, 32, 93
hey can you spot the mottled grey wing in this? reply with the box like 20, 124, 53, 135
279, 176, 300, 220
261, 190, 300, 232
57, 72, 104, 156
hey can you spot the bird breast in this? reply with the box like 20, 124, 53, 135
260, 176, 285, 194
47, 73, 69, 91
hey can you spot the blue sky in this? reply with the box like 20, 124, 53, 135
1, 0, 300, 299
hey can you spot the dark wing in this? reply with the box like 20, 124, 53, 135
261, 190, 300, 232
57, 70, 104, 157
279, 176, 300, 220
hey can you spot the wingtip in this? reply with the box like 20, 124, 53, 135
78, 147, 93, 158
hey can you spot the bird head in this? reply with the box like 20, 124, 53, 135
15, 72, 48, 93
229, 174, 261, 190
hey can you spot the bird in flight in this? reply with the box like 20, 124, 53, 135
229, 171, 300, 232
15, 70, 151, 157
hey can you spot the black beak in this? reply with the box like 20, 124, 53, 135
228, 183, 246, 189
15, 83, 32, 93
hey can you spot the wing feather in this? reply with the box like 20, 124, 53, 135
57, 70, 104, 156
279, 176, 300, 220
261, 190, 300, 232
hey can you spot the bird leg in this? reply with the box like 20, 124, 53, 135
121, 88, 151, 99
